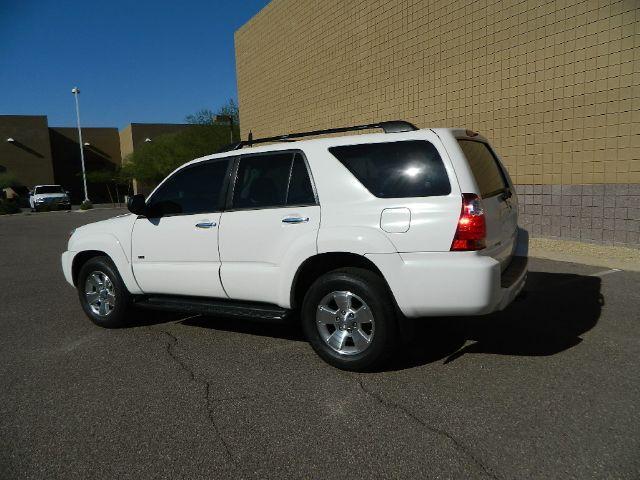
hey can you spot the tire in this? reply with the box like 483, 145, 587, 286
301, 267, 398, 371
77, 256, 131, 328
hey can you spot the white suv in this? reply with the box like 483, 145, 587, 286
30, 185, 71, 211
61, 121, 527, 371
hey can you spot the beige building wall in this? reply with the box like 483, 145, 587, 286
235, 0, 640, 246
0, 115, 55, 188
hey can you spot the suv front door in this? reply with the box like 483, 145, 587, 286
219, 151, 320, 305
131, 158, 232, 297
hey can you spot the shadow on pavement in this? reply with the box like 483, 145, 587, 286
126, 271, 603, 371
393, 271, 603, 370
181, 315, 305, 342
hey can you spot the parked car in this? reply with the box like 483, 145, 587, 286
30, 185, 71, 211
61, 121, 528, 371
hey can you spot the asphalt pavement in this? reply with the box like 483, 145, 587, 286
1, 208, 639, 479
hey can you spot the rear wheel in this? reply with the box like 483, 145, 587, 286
301, 268, 398, 371
77, 256, 131, 328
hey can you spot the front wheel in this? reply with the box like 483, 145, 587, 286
77, 256, 131, 328
301, 268, 398, 371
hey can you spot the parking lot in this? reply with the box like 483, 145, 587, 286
1, 208, 639, 479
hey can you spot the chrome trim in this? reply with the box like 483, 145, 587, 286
282, 216, 310, 224
195, 222, 216, 229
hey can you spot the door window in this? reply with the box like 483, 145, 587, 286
232, 152, 316, 209
286, 153, 316, 205
147, 159, 230, 217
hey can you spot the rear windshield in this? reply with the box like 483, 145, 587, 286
458, 140, 508, 198
328, 141, 450, 198
35, 186, 64, 194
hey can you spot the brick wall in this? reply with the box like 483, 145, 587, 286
236, 0, 640, 247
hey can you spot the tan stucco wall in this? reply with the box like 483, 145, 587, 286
235, 0, 640, 186
0, 115, 55, 188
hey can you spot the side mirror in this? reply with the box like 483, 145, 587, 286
127, 194, 147, 216
28, 191, 33, 196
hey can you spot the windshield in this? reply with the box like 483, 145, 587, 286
35, 186, 64, 194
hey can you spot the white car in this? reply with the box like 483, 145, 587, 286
30, 185, 71, 211
61, 121, 528, 370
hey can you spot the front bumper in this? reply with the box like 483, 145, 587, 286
61, 251, 74, 286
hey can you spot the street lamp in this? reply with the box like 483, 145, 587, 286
72, 87, 89, 203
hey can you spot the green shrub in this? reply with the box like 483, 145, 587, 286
80, 200, 93, 210
0, 199, 20, 215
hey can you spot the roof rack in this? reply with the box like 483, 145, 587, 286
217, 120, 418, 153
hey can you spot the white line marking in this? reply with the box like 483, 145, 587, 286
589, 268, 622, 277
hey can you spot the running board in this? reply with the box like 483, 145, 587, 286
134, 295, 291, 321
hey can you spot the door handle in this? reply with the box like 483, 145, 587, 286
282, 216, 309, 224
195, 222, 216, 229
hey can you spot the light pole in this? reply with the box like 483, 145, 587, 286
72, 87, 89, 202
216, 115, 234, 143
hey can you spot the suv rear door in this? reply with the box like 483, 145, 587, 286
457, 139, 518, 268
218, 151, 319, 305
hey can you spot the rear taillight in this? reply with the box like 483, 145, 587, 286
451, 193, 486, 251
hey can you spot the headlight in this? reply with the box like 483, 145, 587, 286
69, 228, 76, 239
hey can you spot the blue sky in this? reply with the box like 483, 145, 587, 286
0, 0, 270, 129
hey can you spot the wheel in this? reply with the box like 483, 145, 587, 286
301, 268, 398, 371
77, 256, 131, 328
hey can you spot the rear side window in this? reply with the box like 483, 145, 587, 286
147, 159, 230, 216
458, 140, 508, 198
328, 141, 450, 198
231, 151, 317, 210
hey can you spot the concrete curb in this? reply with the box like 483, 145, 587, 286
529, 237, 640, 272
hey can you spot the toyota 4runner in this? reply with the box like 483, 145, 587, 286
61, 121, 528, 371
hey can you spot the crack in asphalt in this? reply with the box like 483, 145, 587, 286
356, 379, 500, 480
155, 328, 237, 465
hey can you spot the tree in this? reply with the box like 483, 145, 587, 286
123, 102, 242, 186
121, 125, 234, 184
186, 99, 239, 126
0, 173, 19, 189
84, 168, 129, 205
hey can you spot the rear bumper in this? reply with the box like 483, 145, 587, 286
366, 251, 528, 318
495, 256, 528, 311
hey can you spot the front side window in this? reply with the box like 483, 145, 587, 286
458, 140, 508, 199
232, 152, 316, 209
328, 141, 451, 198
147, 159, 230, 216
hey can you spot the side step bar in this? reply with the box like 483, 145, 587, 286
134, 295, 291, 321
